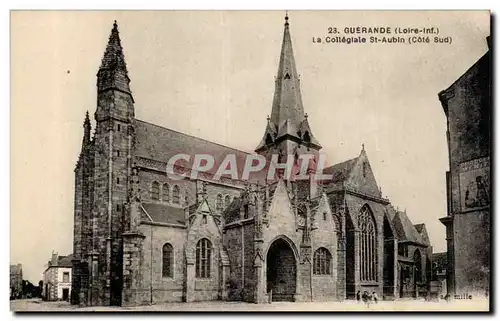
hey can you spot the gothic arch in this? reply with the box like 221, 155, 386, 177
265, 235, 299, 301
358, 204, 377, 282
264, 235, 299, 261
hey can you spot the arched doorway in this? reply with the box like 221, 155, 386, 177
266, 238, 296, 301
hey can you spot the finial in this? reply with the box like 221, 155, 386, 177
113, 20, 118, 28
285, 11, 289, 26
362, 143, 365, 151
266, 115, 270, 122
304, 113, 308, 119
83, 111, 90, 127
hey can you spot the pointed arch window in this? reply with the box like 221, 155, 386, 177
196, 238, 212, 278
224, 195, 231, 208
162, 243, 173, 278
172, 185, 180, 205
162, 183, 170, 202
284, 73, 291, 79
313, 247, 332, 275
151, 181, 160, 200
216, 194, 223, 211
358, 205, 377, 282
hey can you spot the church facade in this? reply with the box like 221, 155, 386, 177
71, 16, 432, 307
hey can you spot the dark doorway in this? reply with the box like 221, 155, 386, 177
266, 238, 296, 301
62, 288, 69, 301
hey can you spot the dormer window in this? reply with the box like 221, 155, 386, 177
284, 73, 291, 79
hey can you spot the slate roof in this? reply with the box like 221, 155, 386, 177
323, 157, 358, 185
134, 120, 265, 183
141, 202, 186, 225
57, 254, 74, 268
47, 254, 73, 269
392, 211, 427, 245
432, 252, 447, 267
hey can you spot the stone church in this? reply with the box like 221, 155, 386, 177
71, 15, 433, 307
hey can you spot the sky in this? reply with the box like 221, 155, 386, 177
11, 10, 490, 283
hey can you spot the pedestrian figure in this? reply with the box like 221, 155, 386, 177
372, 291, 378, 303
356, 291, 361, 303
362, 291, 371, 307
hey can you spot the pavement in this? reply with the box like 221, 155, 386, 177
10, 298, 490, 312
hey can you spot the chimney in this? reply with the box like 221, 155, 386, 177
51, 251, 58, 266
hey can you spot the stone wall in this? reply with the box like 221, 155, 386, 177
137, 224, 187, 304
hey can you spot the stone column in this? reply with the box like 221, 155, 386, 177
219, 248, 230, 301
297, 244, 312, 302
253, 241, 266, 303
121, 231, 145, 307
353, 229, 361, 295
393, 239, 399, 298
70, 258, 81, 305
185, 249, 195, 303
336, 232, 346, 301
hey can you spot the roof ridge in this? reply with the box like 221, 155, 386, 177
135, 119, 252, 156
325, 156, 359, 169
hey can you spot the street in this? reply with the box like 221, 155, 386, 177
10, 298, 489, 312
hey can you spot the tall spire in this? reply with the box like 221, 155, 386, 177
271, 12, 303, 128
255, 13, 321, 153
97, 20, 132, 96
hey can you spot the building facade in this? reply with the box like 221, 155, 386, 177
71, 16, 432, 306
438, 36, 491, 299
432, 252, 447, 298
10, 264, 23, 299
43, 252, 73, 301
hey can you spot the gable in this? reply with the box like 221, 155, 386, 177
312, 193, 337, 232
187, 199, 222, 244
392, 211, 426, 245
267, 180, 296, 236
345, 150, 381, 197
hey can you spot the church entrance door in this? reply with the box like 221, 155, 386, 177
266, 238, 296, 302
